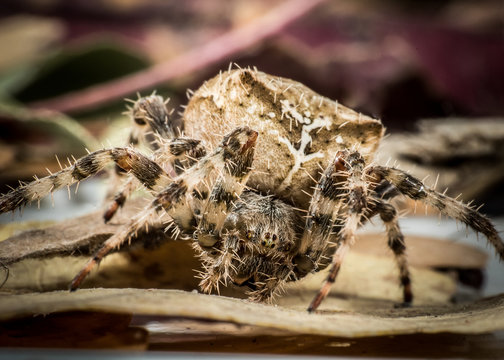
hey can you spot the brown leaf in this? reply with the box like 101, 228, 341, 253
0, 199, 501, 346
1, 289, 504, 338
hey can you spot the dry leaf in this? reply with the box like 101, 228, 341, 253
1, 289, 504, 339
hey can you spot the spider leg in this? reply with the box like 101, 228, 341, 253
166, 138, 207, 175
371, 166, 504, 260
300, 151, 369, 312
102, 176, 138, 222
69, 126, 258, 290
0, 147, 170, 214
103, 94, 194, 222
197, 230, 240, 294
371, 200, 413, 305
307, 241, 350, 313
103, 138, 207, 222
195, 130, 258, 292
195, 142, 256, 247
70, 207, 161, 290
295, 154, 347, 277
245, 265, 294, 303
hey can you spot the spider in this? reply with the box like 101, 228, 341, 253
1, 68, 502, 312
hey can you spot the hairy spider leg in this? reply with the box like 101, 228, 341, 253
194, 130, 257, 294
307, 151, 370, 313
295, 152, 348, 278
0, 148, 170, 214
370, 200, 412, 305
371, 166, 504, 260
167, 138, 208, 176
103, 137, 207, 222
104, 94, 192, 222
195, 131, 257, 248
102, 176, 138, 223
244, 261, 294, 303
69, 126, 258, 291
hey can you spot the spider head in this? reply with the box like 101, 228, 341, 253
244, 228, 289, 252
224, 192, 298, 257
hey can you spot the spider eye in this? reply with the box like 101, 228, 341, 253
134, 117, 147, 125
246, 230, 253, 239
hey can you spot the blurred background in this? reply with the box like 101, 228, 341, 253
0, 0, 503, 198
0, 0, 503, 214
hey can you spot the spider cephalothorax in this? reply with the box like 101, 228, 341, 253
1, 68, 502, 312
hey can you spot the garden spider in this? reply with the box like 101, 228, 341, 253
1, 69, 502, 312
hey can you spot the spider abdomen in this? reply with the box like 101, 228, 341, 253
183, 69, 384, 208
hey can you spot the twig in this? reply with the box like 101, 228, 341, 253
30, 0, 327, 113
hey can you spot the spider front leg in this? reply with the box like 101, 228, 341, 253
197, 230, 239, 295
103, 137, 207, 222
296, 150, 370, 312
369, 200, 412, 306
103, 94, 204, 222
195, 131, 257, 293
371, 166, 504, 260
0, 147, 170, 214
69, 126, 258, 290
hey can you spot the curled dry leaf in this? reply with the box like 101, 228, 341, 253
1, 289, 504, 339
1, 197, 501, 341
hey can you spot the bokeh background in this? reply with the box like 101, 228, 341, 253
1, 0, 503, 191
0, 0, 503, 220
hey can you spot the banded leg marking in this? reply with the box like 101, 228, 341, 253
103, 138, 207, 222
70, 127, 258, 290
374, 201, 412, 305
371, 166, 504, 260
306, 151, 369, 312
196, 129, 258, 293
0, 148, 168, 214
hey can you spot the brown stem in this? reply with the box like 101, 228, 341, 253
30, 0, 327, 113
